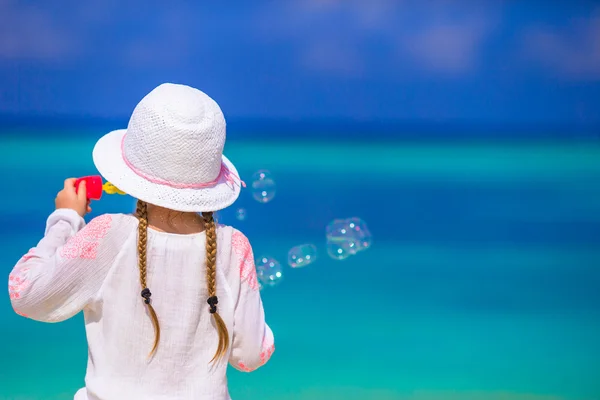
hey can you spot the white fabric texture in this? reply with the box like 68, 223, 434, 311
92, 83, 243, 213
8, 210, 274, 400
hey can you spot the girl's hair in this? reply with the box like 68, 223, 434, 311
202, 210, 230, 361
135, 200, 229, 361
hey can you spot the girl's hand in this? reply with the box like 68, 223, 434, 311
55, 178, 92, 217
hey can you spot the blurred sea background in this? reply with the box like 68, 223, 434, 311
1, 1, 600, 399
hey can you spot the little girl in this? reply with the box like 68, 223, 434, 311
7, 83, 274, 400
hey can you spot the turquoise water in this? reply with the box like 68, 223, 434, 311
1, 133, 600, 400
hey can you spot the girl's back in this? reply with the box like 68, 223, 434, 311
84, 214, 270, 399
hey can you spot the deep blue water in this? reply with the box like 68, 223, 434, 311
1, 133, 600, 400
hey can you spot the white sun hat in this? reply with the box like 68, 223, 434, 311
92, 83, 244, 212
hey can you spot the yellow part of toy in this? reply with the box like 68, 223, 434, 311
102, 182, 127, 195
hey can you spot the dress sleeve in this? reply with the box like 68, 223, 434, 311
228, 229, 275, 372
8, 209, 125, 323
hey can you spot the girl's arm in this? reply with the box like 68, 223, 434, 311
228, 230, 275, 372
8, 209, 128, 322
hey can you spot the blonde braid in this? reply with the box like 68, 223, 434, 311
136, 200, 160, 357
203, 212, 229, 362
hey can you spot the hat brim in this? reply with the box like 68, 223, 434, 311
92, 129, 242, 213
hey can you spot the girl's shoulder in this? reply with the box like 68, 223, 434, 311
214, 224, 255, 252
85, 212, 139, 232
216, 224, 250, 240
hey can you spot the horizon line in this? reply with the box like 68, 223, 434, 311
0, 114, 598, 140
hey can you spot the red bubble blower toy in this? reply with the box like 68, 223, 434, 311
75, 175, 127, 200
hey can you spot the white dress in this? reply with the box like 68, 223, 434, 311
8, 209, 274, 400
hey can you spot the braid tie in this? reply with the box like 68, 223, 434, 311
207, 295, 218, 313
141, 288, 152, 304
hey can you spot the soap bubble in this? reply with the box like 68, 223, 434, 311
256, 256, 283, 287
251, 170, 276, 203
288, 244, 318, 268
347, 217, 372, 252
326, 217, 372, 260
235, 208, 247, 221
326, 218, 360, 256
326, 218, 352, 238
326, 240, 353, 261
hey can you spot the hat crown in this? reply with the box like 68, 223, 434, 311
122, 83, 226, 185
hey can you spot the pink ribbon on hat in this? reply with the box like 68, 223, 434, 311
121, 135, 246, 190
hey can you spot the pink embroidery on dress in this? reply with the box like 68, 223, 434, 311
236, 335, 275, 372
84, 215, 113, 240
259, 335, 275, 365
237, 361, 252, 372
232, 231, 259, 291
8, 272, 29, 300
59, 214, 112, 260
